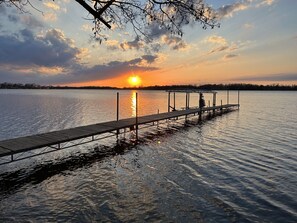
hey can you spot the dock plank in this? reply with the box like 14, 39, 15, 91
0, 147, 12, 157
101, 119, 137, 129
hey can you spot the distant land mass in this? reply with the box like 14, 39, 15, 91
0, 83, 297, 91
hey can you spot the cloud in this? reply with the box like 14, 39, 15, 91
141, 55, 158, 64
147, 23, 169, 39
0, 4, 6, 14
243, 23, 254, 29
161, 36, 188, 51
21, 15, 44, 29
206, 35, 233, 54
120, 36, 144, 51
210, 45, 229, 53
43, 13, 58, 21
43, 2, 60, 11
224, 54, 239, 59
216, 0, 276, 19
104, 22, 188, 52
0, 56, 159, 85
147, 23, 188, 51
115, 22, 188, 52
1, 7, 44, 30
0, 28, 159, 85
206, 35, 227, 45
216, 1, 250, 19
7, 14, 44, 29
232, 73, 297, 82
257, 0, 275, 7
81, 23, 93, 32
8, 14, 19, 23
205, 35, 249, 57
105, 39, 120, 50
0, 28, 81, 68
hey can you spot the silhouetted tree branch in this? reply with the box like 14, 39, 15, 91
1, 0, 219, 42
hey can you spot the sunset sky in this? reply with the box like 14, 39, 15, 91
0, 0, 296, 87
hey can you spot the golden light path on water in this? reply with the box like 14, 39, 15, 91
131, 91, 137, 117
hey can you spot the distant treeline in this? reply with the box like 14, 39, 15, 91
1, 82, 297, 91
0, 83, 116, 90
125, 83, 297, 91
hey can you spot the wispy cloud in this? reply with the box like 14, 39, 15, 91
105, 39, 120, 50
120, 36, 144, 51
232, 73, 297, 82
43, 2, 60, 11
216, 1, 250, 19
243, 23, 254, 29
43, 13, 58, 21
0, 4, 6, 14
206, 35, 227, 45
41, 1, 62, 21
256, 0, 275, 7
210, 45, 229, 54
112, 22, 189, 52
141, 55, 158, 64
161, 36, 188, 51
81, 23, 93, 32
1, 9, 44, 30
205, 35, 234, 55
224, 54, 239, 59
216, 0, 276, 19
205, 35, 250, 58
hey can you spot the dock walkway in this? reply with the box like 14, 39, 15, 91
0, 104, 238, 164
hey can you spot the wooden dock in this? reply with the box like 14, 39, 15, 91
0, 104, 238, 164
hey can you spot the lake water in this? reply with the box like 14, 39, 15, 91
0, 90, 296, 222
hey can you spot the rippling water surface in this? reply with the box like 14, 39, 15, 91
0, 90, 296, 222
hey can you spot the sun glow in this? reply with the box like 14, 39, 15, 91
128, 75, 141, 87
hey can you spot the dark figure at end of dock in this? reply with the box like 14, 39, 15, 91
199, 93, 206, 108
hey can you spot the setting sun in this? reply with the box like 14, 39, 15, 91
128, 75, 142, 87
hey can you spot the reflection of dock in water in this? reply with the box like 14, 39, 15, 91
0, 90, 240, 165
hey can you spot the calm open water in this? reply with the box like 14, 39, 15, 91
0, 90, 296, 222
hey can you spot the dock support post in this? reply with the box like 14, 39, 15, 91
168, 92, 171, 112
116, 92, 119, 141
136, 92, 138, 140
117, 92, 119, 121
157, 109, 159, 128
199, 93, 202, 120
187, 92, 190, 109
227, 90, 229, 105
221, 100, 223, 113
185, 93, 188, 110
173, 92, 176, 111
185, 92, 189, 120
238, 90, 240, 108
213, 93, 217, 115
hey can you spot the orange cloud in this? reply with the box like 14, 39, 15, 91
43, 2, 60, 11
206, 35, 227, 45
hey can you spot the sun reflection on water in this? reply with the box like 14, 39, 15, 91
131, 91, 137, 117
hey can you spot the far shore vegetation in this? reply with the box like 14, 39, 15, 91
0, 82, 296, 91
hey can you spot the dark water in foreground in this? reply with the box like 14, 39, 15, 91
0, 90, 296, 222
